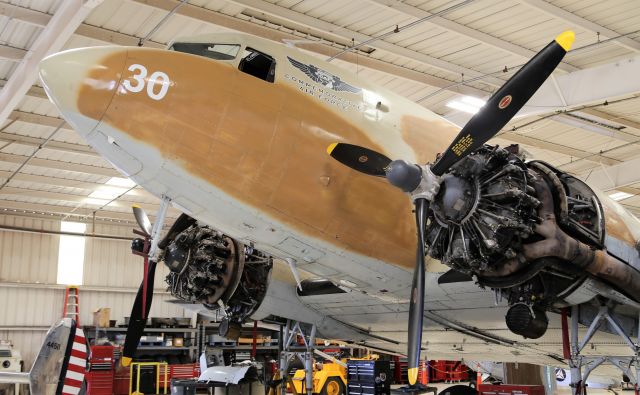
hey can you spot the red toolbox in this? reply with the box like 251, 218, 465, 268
86, 346, 116, 395
478, 384, 545, 395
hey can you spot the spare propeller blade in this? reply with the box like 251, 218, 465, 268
326, 31, 575, 386
122, 259, 157, 366
132, 204, 152, 236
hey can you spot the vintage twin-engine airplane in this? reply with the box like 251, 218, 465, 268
38, 29, 640, 392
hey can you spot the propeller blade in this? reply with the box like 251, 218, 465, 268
158, 213, 196, 250
431, 30, 575, 176
132, 205, 152, 236
407, 198, 428, 386
122, 259, 157, 366
327, 143, 391, 177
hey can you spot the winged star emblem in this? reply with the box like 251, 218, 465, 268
287, 56, 362, 94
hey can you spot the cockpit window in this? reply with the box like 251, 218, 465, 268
238, 47, 276, 83
171, 43, 241, 60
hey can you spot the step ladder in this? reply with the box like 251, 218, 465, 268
63, 285, 80, 325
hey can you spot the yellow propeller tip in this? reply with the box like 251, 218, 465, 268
408, 367, 419, 385
121, 356, 132, 367
555, 30, 575, 51
132, 204, 140, 208
327, 143, 338, 155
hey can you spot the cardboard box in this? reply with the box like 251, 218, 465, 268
173, 338, 184, 347
93, 308, 111, 327
238, 336, 271, 344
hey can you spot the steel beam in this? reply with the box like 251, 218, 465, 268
1, 1, 488, 96
0, 152, 118, 177
447, 55, 640, 127
0, 200, 180, 222
365, 0, 579, 72
0, 0, 103, 127
0, 2, 164, 48
496, 132, 620, 166
222, 0, 505, 87
519, 0, 640, 53
582, 157, 640, 191
0, 131, 96, 156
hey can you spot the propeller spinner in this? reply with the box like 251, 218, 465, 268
328, 31, 575, 385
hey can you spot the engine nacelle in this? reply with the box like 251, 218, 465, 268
161, 222, 272, 339
426, 145, 639, 339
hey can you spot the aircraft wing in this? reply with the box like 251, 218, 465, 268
289, 268, 630, 388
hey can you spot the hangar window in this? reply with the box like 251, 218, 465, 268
238, 47, 276, 83
56, 221, 86, 285
171, 43, 241, 60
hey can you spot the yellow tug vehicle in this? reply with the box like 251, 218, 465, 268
291, 354, 379, 395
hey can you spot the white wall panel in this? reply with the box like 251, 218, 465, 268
83, 221, 174, 289
0, 215, 59, 283
0, 214, 188, 368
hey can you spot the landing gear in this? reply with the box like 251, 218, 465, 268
280, 320, 317, 395
564, 304, 640, 395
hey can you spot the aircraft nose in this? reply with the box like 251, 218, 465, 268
39, 47, 126, 134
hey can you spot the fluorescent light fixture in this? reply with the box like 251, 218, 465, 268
105, 176, 136, 188
553, 114, 621, 137
446, 96, 486, 114
609, 191, 633, 201
57, 221, 87, 285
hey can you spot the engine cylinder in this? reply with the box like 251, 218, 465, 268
426, 146, 540, 273
162, 221, 272, 335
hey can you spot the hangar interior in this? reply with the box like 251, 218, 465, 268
1, 0, 640, 394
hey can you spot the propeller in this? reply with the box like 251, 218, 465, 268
327, 31, 575, 385
132, 204, 152, 236
122, 255, 157, 366
122, 205, 155, 367
122, 209, 193, 367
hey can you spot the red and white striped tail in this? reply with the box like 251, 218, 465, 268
28, 319, 88, 395
60, 328, 87, 395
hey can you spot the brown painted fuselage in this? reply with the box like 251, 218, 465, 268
43, 33, 640, 274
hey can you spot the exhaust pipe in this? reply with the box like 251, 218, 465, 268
512, 177, 640, 302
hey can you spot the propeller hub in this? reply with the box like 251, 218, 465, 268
386, 160, 422, 192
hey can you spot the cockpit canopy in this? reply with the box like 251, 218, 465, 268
171, 43, 241, 61
170, 35, 276, 83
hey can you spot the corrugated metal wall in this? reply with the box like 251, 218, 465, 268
0, 214, 188, 368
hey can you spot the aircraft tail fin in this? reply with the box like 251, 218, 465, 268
0, 318, 88, 395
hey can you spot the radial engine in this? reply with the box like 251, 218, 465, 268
160, 221, 273, 339
427, 145, 640, 339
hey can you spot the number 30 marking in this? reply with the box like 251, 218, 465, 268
122, 64, 171, 101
